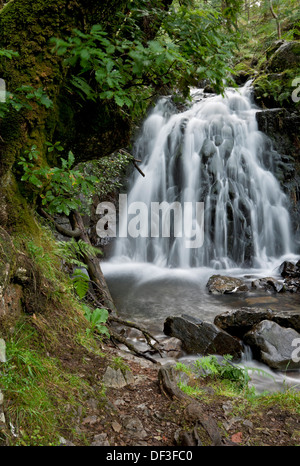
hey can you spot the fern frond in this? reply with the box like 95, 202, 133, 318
72, 268, 90, 299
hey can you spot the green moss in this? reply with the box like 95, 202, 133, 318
253, 67, 300, 109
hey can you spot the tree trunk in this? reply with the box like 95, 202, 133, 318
70, 211, 117, 313
269, 0, 281, 39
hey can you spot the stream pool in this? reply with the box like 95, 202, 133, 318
102, 259, 300, 394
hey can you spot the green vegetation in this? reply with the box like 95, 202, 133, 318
175, 355, 300, 415
50, 1, 240, 119
0, 324, 92, 445
0, 0, 299, 447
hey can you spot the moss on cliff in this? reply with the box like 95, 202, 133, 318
253, 40, 300, 110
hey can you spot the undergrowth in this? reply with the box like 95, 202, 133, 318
175, 355, 300, 416
0, 223, 110, 446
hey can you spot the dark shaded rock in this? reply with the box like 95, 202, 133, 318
251, 277, 284, 293
279, 260, 300, 278
256, 109, 300, 158
214, 307, 300, 337
284, 277, 300, 293
214, 307, 275, 338
206, 275, 248, 294
278, 260, 300, 293
163, 315, 243, 359
267, 40, 300, 73
244, 320, 300, 371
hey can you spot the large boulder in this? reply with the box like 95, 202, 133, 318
206, 275, 248, 294
214, 307, 300, 337
266, 40, 300, 73
163, 314, 243, 359
279, 260, 300, 278
244, 320, 300, 371
214, 307, 275, 338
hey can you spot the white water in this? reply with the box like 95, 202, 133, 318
113, 83, 295, 269
104, 84, 300, 392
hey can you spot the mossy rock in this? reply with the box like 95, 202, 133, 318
267, 40, 300, 73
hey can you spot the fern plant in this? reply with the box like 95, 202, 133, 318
71, 269, 90, 299
57, 238, 102, 268
57, 239, 102, 299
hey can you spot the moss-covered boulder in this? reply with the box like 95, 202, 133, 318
253, 40, 300, 109
267, 40, 300, 73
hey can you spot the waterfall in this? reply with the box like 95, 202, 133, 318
113, 83, 294, 269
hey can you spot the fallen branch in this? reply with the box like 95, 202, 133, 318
119, 148, 145, 177
108, 314, 163, 356
37, 208, 81, 238
108, 326, 158, 364
132, 160, 145, 177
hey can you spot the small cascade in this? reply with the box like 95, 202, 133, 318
113, 83, 294, 269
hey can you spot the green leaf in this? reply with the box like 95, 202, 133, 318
72, 269, 90, 299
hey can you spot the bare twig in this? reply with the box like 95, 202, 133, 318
37, 207, 81, 238
108, 314, 163, 356
109, 327, 158, 364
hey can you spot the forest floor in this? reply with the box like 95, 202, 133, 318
57, 336, 300, 448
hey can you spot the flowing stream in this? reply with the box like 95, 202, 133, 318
103, 83, 300, 392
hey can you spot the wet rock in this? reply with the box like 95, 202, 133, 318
251, 277, 284, 293
214, 307, 275, 338
278, 260, 300, 293
200, 138, 217, 162
283, 277, 300, 293
206, 275, 248, 294
214, 307, 300, 336
164, 314, 243, 359
161, 336, 183, 358
279, 260, 300, 278
244, 320, 300, 371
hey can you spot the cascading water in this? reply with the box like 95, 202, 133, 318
113, 82, 294, 269
104, 84, 300, 392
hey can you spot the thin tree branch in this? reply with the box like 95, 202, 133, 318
37, 207, 81, 238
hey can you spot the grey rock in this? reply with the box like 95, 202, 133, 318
279, 260, 300, 278
121, 415, 147, 439
214, 307, 275, 338
91, 433, 110, 446
102, 366, 134, 389
214, 306, 300, 336
244, 320, 300, 370
59, 437, 75, 446
251, 277, 284, 293
164, 314, 243, 359
206, 275, 248, 294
